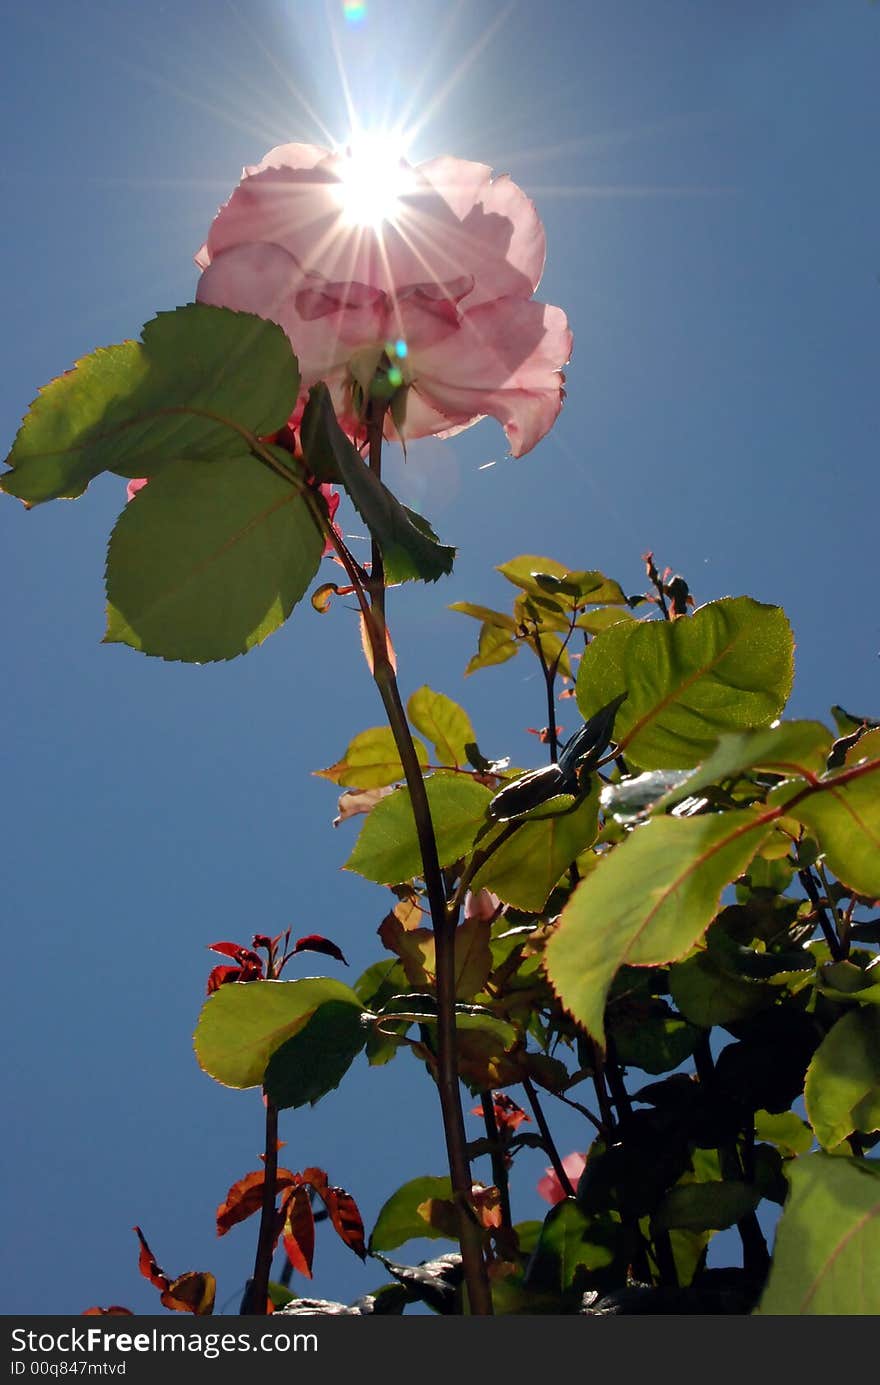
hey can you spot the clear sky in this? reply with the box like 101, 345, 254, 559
2, 0, 877, 1315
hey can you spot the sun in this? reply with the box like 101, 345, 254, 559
334, 130, 413, 228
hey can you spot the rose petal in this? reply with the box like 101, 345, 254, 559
408, 297, 572, 456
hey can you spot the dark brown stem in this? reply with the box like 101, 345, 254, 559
547, 1087, 606, 1134
479, 1092, 513, 1231
695, 1038, 769, 1277
522, 1076, 576, 1198
363, 404, 492, 1316
532, 636, 560, 764
798, 868, 845, 962
246, 1100, 279, 1316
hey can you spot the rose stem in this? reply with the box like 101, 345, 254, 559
363, 401, 493, 1315
246, 1098, 279, 1315
522, 1076, 576, 1198
479, 1092, 513, 1232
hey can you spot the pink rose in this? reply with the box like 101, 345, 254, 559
195, 143, 571, 456
537, 1151, 587, 1205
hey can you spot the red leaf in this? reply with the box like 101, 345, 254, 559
216, 1169, 297, 1236
82, 1307, 133, 1316
291, 934, 349, 966
281, 1185, 315, 1279
313, 1185, 367, 1260
134, 1226, 170, 1293
206, 964, 243, 995
160, 1272, 216, 1316
298, 1166, 329, 1193
208, 942, 263, 970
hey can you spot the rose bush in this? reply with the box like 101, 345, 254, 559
195, 143, 572, 455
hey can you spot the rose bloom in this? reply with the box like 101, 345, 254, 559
195, 143, 572, 455
537, 1151, 587, 1205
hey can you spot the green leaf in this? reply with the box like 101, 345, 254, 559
369, 1176, 454, 1252
653, 1181, 761, 1233
666, 721, 834, 804
544, 809, 773, 1044
496, 557, 628, 606
775, 758, 880, 898
669, 950, 776, 1027
576, 597, 794, 769
263, 1000, 366, 1109
611, 1009, 701, 1075
104, 455, 324, 662
464, 622, 519, 676
345, 772, 493, 885
757, 1155, 880, 1314
300, 384, 454, 582
472, 785, 600, 911
2, 305, 299, 504
804, 1008, 880, 1150
193, 977, 365, 1089
448, 602, 517, 631
407, 687, 476, 768
525, 1201, 617, 1293
316, 727, 428, 789
754, 1109, 814, 1157
574, 606, 636, 636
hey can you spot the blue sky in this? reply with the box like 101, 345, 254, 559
2, 0, 877, 1314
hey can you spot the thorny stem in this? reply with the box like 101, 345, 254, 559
246, 1099, 279, 1316
522, 1077, 576, 1198
362, 403, 492, 1316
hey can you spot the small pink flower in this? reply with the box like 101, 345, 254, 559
463, 888, 502, 923
195, 144, 571, 456
537, 1151, 587, 1205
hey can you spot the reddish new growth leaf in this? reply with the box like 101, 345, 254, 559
526, 725, 564, 744
472, 1092, 531, 1135
291, 934, 349, 966
82, 1307, 133, 1316
133, 1227, 216, 1315
206, 941, 264, 995
316, 1185, 367, 1259
281, 1184, 315, 1279
216, 1168, 297, 1237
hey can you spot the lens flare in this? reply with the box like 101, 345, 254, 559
342, 0, 367, 23
335, 131, 413, 228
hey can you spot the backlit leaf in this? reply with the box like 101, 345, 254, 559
263, 1000, 366, 1109
804, 1007, 880, 1150
105, 454, 324, 662
316, 727, 427, 789
216, 1169, 297, 1236
370, 1177, 454, 1252
576, 597, 794, 769
775, 758, 880, 898
194, 977, 365, 1089
2, 305, 299, 504
544, 809, 773, 1044
497, 557, 628, 606
757, 1156, 880, 1314
464, 622, 519, 676
346, 772, 493, 884
473, 785, 600, 911
407, 686, 476, 768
